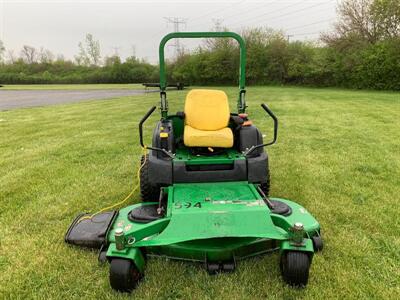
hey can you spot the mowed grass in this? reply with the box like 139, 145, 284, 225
0, 83, 143, 90
0, 86, 399, 299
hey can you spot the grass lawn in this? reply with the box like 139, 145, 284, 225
0, 83, 144, 90
0, 86, 399, 299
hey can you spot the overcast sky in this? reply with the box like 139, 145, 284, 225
0, 0, 337, 63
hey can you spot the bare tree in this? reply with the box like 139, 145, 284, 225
74, 53, 84, 65
75, 33, 101, 66
75, 41, 89, 65
56, 54, 66, 62
20, 45, 37, 63
7, 49, 16, 64
322, 0, 400, 46
321, 0, 377, 46
38, 47, 55, 63
85, 34, 101, 65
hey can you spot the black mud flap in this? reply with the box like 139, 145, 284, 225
65, 211, 118, 249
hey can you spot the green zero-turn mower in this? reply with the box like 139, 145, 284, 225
65, 32, 323, 292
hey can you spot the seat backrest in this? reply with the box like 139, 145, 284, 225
184, 89, 230, 131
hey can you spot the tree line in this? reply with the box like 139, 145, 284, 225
0, 0, 399, 90
169, 0, 400, 90
0, 34, 158, 84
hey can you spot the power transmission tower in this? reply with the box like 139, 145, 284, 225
131, 45, 136, 58
111, 46, 120, 56
164, 17, 187, 56
212, 18, 224, 31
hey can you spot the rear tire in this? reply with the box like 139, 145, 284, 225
109, 258, 142, 292
140, 155, 161, 202
280, 251, 310, 287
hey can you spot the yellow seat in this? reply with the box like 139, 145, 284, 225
184, 126, 233, 148
183, 89, 233, 148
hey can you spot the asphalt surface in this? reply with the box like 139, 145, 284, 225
0, 89, 153, 111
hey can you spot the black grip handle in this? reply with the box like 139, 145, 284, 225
138, 106, 175, 159
261, 103, 278, 146
244, 103, 278, 156
139, 106, 156, 147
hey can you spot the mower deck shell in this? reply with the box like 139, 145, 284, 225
106, 182, 319, 263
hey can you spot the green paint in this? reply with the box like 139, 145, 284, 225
167, 115, 184, 142
270, 198, 320, 234
108, 203, 171, 246
146, 238, 278, 262
106, 244, 146, 272
280, 239, 314, 254
174, 148, 244, 165
106, 182, 320, 263
159, 32, 246, 90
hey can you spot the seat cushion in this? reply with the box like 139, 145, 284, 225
184, 125, 234, 148
184, 89, 230, 131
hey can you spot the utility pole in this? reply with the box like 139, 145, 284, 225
286, 34, 294, 43
164, 17, 187, 57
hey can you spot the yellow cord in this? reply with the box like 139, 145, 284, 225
77, 147, 148, 223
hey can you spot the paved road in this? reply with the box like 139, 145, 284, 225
0, 89, 153, 110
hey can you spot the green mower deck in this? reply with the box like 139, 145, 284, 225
105, 181, 321, 290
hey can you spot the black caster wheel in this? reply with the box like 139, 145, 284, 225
206, 262, 220, 275
98, 244, 108, 264
98, 250, 107, 264
109, 258, 143, 292
312, 235, 323, 252
222, 262, 235, 272
280, 251, 310, 287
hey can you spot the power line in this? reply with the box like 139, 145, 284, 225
154, 1, 245, 38
228, 0, 334, 29
222, 0, 280, 21
190, 0, 281, 31
260, 1, 335, 25
284, 18, 335, 31
226, 0, 307, 28
190, 0, 246, 25
290, 31, 321, 36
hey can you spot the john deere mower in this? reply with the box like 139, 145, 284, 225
65, 32, 323, 292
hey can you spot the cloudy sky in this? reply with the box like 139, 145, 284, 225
0, 0, 337, 63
